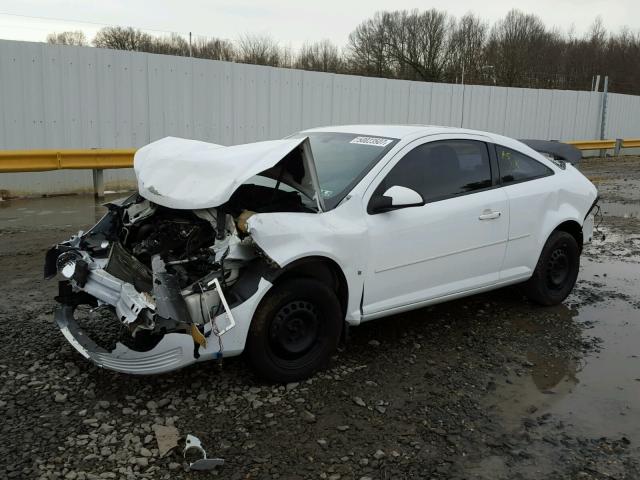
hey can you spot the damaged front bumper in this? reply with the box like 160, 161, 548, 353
54, 277, 272, 374
44, 190, 284, 375
55, 304, 191, 374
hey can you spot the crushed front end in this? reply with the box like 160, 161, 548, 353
45, 194, 282, 374
45, 136, 325, 374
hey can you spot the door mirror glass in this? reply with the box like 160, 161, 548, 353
370, 185, 424, 213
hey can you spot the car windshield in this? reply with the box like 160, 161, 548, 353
290, 131, 399, 210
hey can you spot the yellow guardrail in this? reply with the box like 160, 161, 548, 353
0, 148, 136, 173
566, 138, 640, 150
565, 140, 617, 150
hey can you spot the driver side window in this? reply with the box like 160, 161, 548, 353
374, 139, 492, 204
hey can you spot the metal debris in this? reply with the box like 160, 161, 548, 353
183, 434, 224, 471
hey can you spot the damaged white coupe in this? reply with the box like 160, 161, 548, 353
46, 126, 599, 381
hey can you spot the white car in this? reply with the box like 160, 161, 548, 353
46, 125, 599, 382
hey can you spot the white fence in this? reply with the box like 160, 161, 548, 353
1, 39, 639, 195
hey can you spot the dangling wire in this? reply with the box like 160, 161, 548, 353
594, 204, 605, 241
198, 281, 224, 359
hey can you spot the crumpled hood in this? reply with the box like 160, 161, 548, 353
134, 136, 323, 210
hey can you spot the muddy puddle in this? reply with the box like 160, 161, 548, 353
594, 181, 640, 205
488, 257, 640, 445
585, 224, 640, 261
0, 192, 130, 230
600, 200, 640, 219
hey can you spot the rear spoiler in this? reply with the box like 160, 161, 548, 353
518, 140, 581, 165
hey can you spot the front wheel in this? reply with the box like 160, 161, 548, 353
245, 278, 343, 382
523, 230, 580, 306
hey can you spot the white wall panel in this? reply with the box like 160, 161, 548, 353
484, 86, 507, 134
606, 93, 640, 139
504, 88, 527, 138
359, 77, 387, 124
430, 83, 456, 126
406, 81, 430, 124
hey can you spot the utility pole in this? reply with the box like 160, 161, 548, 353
189, 32, 192, 57
599, 75, 609, 157
460, 58, 466, 128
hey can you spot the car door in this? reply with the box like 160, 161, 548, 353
492, 144, 557, 282
361, 137, 509, 318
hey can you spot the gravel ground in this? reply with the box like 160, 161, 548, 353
1, 157, 639, 479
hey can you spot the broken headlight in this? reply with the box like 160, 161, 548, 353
56, 252, 89, 286
57, 252, 79, 278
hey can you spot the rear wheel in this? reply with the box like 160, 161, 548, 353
523, 230, 580, 306
245, 278, 342, 382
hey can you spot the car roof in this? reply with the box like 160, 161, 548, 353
301, 124, 496, 140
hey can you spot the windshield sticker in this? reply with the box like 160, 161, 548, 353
350, 136, 393, 147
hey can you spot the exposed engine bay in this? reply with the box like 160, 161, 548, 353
45, 182, 313, 354
43, 135, 338, 374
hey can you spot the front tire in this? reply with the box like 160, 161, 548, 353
245, 278, 342, 382
524, 230, 580, 306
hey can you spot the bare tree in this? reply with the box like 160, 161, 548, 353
46, 31, 87, 46
347, 9, 454, 81
147, 34, 190, 56
588, 16, 607, 47
192, 37, 236, 61
346, 13, 392, 77
485, 10, 548, 86
296, 40, 343, 72
447, 13, 488, 83
280, 45, 295, 68
93, 26, 153, 51
237, 34, 282, 66
382, 9, 454, 81
602, 27, 640, 93
584, 16, 607, 76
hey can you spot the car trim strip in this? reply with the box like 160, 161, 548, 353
374, 238, 508, 274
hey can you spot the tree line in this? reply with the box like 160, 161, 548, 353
46, 9, 640, 95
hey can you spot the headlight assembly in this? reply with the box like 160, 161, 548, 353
57, 252, 79, 279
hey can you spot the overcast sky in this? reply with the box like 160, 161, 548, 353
1, 0, 638, 49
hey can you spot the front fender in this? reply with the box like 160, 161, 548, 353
246, 199, 367, 322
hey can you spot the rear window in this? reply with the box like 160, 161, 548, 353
496, 146, 553, 184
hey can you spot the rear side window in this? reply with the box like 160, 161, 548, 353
376, 140, 492, 203
496, 146, 553, 185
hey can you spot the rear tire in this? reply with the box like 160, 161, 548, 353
245, 278, 342, 383
523, 230, 580, 306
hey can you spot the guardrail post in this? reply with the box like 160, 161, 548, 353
93, 169, 104, 199
614, 139, 623, 157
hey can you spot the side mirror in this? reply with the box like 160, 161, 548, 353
369, 185, 425, 214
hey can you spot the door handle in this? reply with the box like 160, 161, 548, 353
479, 210, 501, 220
